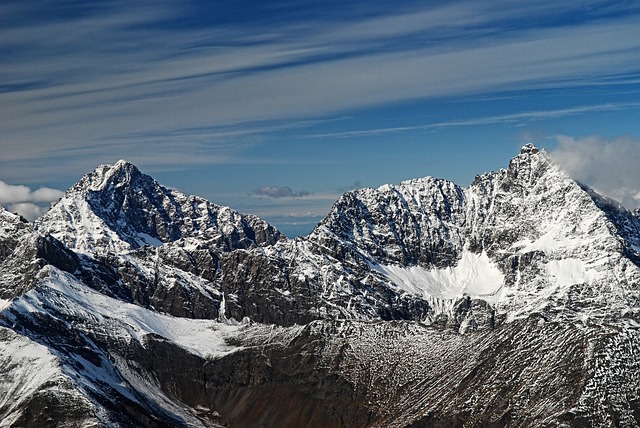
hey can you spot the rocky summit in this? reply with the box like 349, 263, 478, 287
1, 145, 639, 427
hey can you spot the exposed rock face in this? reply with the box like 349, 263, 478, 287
314, 177, 466, 267
1, 145, 639, 426
0, 208, 30, 263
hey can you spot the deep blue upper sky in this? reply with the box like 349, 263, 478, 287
2, 0, 640, 236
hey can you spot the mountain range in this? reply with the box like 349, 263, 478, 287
1, 144, 639, 427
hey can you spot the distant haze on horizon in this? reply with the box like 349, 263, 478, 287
2, 0, 640, 236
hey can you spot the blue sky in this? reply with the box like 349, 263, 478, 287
2, 0, 640, 236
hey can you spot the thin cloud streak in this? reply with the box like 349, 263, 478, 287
251, 187, 340, 201
304, 102, 640, 139
253, 186, 310, 198
3, 7, 640, 120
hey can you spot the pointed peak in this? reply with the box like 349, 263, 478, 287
113, 158, 132, 167
109, 159, 140, 173
0, 204, 27, 223
512, 143, 551, 164
503, 144, 558, 186
87, 159, 138, 178
520, 143, 540, 155
82, 159, 146, 193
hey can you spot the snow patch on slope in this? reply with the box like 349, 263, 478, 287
0, 329, 63, 426
546, 258, 600, 286
8, 267, 241, 359
374, 251, 505, 303
136, 232, 164, 247
38, 196, 128, 255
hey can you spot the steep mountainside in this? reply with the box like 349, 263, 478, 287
1, 145, 639, 427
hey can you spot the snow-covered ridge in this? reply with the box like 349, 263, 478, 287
0, 206, 29, 240
0, 265, 305, 426
21, 145, 640, 326
0, 327, 67, 427
313, 174, 466, 268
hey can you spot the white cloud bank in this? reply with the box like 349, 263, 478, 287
549, 135, 640, 210
0, 180, 64, 220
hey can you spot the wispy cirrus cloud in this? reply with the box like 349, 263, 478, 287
2, 0, 640, 182
303, 102, 640, 139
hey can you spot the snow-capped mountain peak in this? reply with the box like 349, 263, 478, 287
36, 161, 281, 255
30, 146, 639, 325
504, 142, 553, 184
86, 159, 140, 192
0, 206, 29, 241
306, 144, 640, 324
